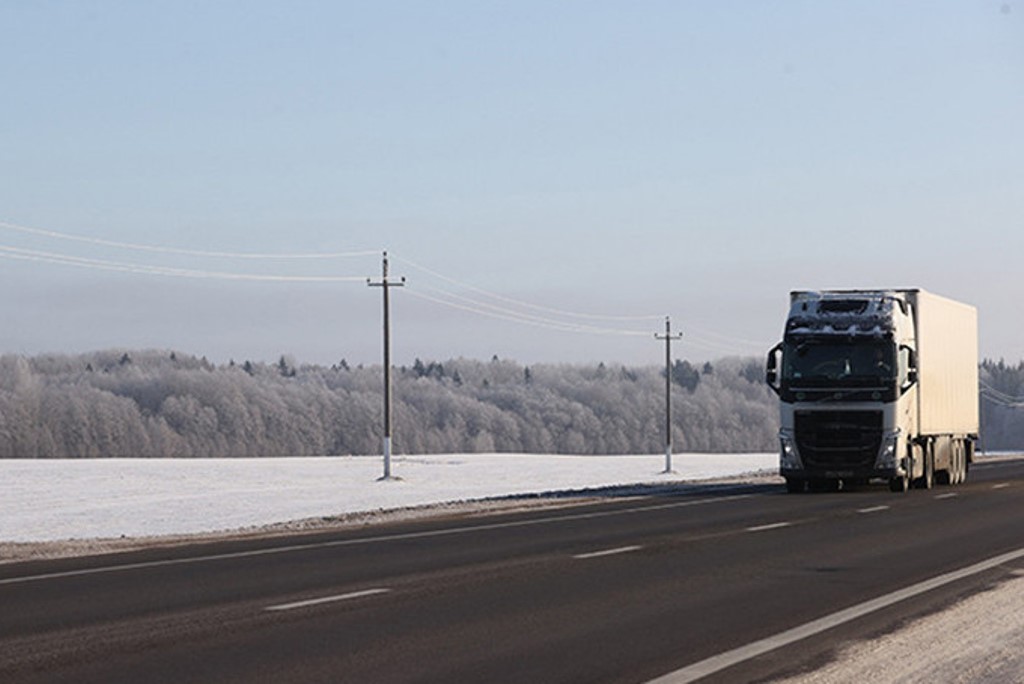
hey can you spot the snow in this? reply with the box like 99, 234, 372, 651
775, 573, 1024, 684
0, 452, 777, 543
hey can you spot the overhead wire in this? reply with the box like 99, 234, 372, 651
2, 219, 770, 354
405, 284, 650, 337
0, 219, 378, 259
392, 254, 769, 354
392, 254, 664, 322
979, 380, 1024, 408
677, 332, 762, 356
682, 323, 768, 352
979, 379, 1019, 399
0, 245, 369, 282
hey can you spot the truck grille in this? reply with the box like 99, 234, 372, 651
795, 410, 883, 470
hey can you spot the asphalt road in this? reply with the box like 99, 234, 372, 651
2, 457, 1023, 684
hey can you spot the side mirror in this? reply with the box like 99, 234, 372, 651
766, 344, 782, 394
899, 345, 918, 392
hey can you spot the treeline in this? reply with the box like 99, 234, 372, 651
980, 359, 1024, 450
0, 350, 777, 458
4, 351, 1017, 458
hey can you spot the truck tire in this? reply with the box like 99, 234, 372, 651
785, 477, 805, 493
935, 441, 952, 485
962, 441, 972, 483
889, 474, 909, 493
948, 441, 960, 485
915, 448, 934, 490
945, 439, 963, 485
955, 441, 967, 484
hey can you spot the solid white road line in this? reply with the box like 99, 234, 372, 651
646, 545, 1024, 684
573, 545, 643, 560
0, 492, 755, 586
265, 588, 391, 612
857, 505, 890, 514
746, 522, 792, 533
934, 493, 959, 500
993, 483, 1011, 489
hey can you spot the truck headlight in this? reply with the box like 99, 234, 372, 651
779, 431, 802, 470
875, 431, 901, 470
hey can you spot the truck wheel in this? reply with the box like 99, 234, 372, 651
889, 474, 909, 493
935, 443, 951, 485
945, 440, 962, 485
915, 450, 934, 490
785, 477, 805, 493
957, 441, 968, 484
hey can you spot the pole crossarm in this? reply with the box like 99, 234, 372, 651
655, 316, 684, 474
368, 251, 405, 480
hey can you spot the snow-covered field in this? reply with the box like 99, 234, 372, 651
0, 452, 776, 543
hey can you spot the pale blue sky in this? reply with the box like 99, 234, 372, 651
1, 2, 1021, 365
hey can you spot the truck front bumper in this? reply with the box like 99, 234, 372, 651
779, 429, 906, 481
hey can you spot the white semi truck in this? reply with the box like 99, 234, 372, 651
766, 289, 978, 493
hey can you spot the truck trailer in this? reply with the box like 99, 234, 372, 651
765, 289, 978, 493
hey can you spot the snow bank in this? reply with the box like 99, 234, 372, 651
775, 574, 1024, 684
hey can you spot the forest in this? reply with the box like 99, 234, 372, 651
0, 350, 774, 458
0, 350, 1018, 458
979, 359, 1024, 451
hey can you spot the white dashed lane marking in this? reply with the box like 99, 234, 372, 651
746, 522, 792, 533
573, 545, 643, 560
265, 588, 391, 612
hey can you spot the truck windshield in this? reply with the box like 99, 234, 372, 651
783, 341, 895, 385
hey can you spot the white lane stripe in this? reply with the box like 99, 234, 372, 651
573, 545, 642, 560
993, 483, 1011, 489
746, 522, 791, 533
858, 505, 890, 514
934, 493, 959, 500
266, 588, 391, 612
0, 492, 755, 586
646, 545, 1024, 684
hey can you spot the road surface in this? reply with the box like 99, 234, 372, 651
2, 457, 1022, 683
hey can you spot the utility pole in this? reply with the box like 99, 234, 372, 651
368, 251, 405, 480
655, 316, 683, 474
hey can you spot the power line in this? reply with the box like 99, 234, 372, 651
0, 219, 379, 259
0, 245, 369, 282
408, 282, 774, 356
393, 254, 664, 322
394, 255, 770, 354
414, 282, 652, 336
676, 331, 764, 356
979, 381, 1024, 408
682, 322, 768, 351
980, 380, 1024, 401
405, 287, 651, 337
0, 220, 771, 354
980, 393, 1024, 409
